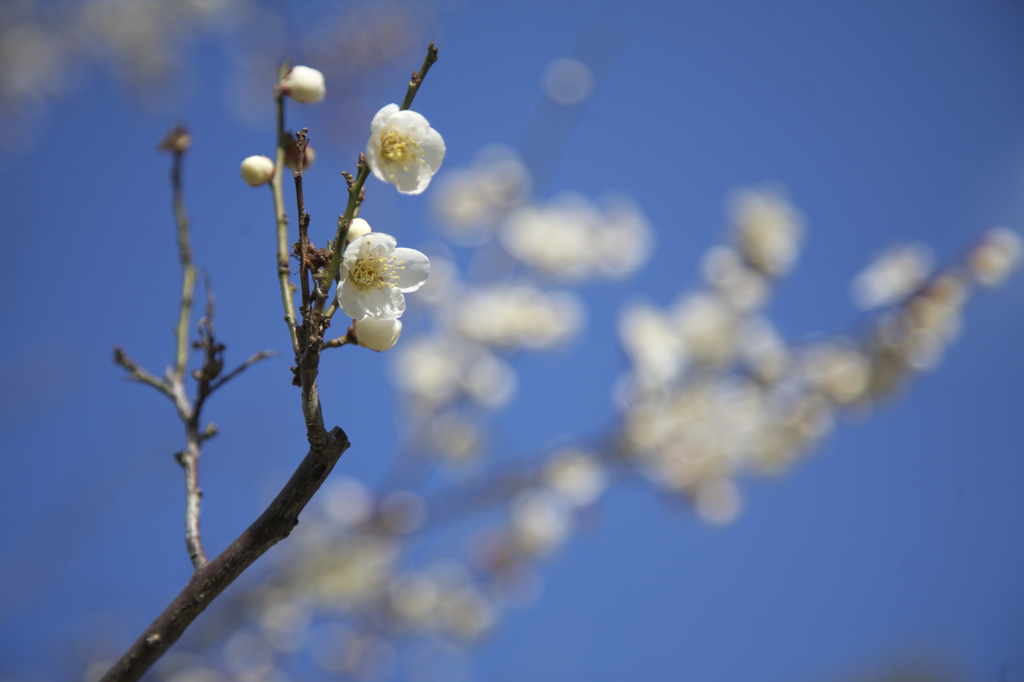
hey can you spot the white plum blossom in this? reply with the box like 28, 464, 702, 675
240, 155, 274, 186
501, 193, 652, 281
730, 188, 803, 277
454, 284, 584, 349
850, 243, 933, 310
337, 233, 430, 320
353, 317, 402, 352
968, 227, 1022, 287
366, 104, 445, 195
280, 65, 325, 103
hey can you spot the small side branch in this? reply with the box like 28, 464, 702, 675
112, 346, 174, 400
164, 125, 196, 385
209, 349, 279, 393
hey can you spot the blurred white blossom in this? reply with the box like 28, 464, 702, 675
391, 337, 464, 405
543, 450, 607, 508
510, 488, 572, 555
968, 227, 1022, 287
850, 243, 933, 310
432, 146, 532, 241
454, 284, 584, 350
730, 188, 803, 277
501, 194, 652, 281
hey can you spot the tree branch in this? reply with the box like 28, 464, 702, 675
99, 428, 350, 682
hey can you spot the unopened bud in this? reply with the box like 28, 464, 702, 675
968, 227, 1022, 287
240, 155, 275, 186
346, 218, 373, 243
354, 317, 402, 352
281, 65, 325, 104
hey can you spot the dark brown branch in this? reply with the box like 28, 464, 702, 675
293, 128, 312, 310
208, 349, 279, 393
99, 428, 350, 682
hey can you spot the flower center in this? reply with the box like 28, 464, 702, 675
379, 126, 423, 171
349, 242, 404, 289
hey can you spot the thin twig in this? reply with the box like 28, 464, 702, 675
169, 133, 196, 384
322, 161, 369, 321
112, 347, 174, 399
271, 67, 301, 358
209, 349, 279, 393
293, 128, 312, 312
400, 42, 439, 111
322, 330, 355, 349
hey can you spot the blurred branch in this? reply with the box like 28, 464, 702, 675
112, 346, 174, 401
166, 125, 196, 385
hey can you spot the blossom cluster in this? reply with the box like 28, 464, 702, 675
239, 69, 447, 350
616, 192, 1022, 524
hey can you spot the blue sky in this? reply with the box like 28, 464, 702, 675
1, 1, 1023, 680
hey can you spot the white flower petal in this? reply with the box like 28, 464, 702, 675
357, 286, 406, 320
391, 248, 431, 292
387, 109, 431, 131
371, 103, 400, 131
337, 279, 368, 320
417, 128, 446, 170
392, 165, 429, 194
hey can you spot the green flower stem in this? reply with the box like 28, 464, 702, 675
171, 148, 194, 382
400, 42, 439, 111
321, 164, 370, 320
272, 80, 301, 358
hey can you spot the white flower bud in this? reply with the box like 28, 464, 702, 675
354, 317, 402, 351
968, 227, 1022, 287
281, 65, 325, 104
240, 155, 274, 186
346, 218, 372, 243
